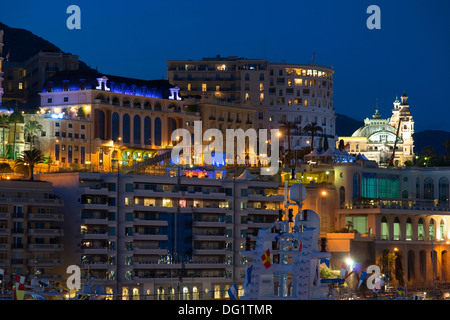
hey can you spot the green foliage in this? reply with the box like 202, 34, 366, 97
76, 107, 86, 118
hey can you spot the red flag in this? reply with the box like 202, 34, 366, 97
298, 241, 303, 251
14, 275, 25, 300
313, 263, 319, 286
261, 249, 271, 269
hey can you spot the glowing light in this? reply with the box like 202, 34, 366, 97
345, 258, 353, 268
321, 190, 327, 196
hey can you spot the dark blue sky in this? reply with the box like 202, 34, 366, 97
1, 0, 449, 131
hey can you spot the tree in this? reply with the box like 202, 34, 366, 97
8, 111, 24, 160
0, 114, 9, 158
24, 120, 43, 150
338, 139, 345, 151
15, 148, 44, 180
444, 139, 450, 156
279, 121, 298, 164
303, 122, 323, 150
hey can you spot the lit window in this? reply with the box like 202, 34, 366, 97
202, 83, 207, 91
18, 82, 23, 90
287, 79, 292, 87
216, 85, 220, 91
294, 79, 302, 86
259, 93, 264, 102
288, 99, 292, 106
245, 93, 250, 101
259, 83, 264, 91
187, 83, 191, 91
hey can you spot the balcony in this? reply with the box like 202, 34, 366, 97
132, 247, 167, 255
28, 229, 64, 237
28, 213, 64, 221
0, 213, 10, 220
28, 243, 63, 251
133, 219, 168, 227
133, 233, 167, 241
27, 259, 62, 267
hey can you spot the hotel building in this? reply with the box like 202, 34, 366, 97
30, 69, 256, 172
39, 168, 284, 300
0, 180, 65, 285
167, 56, 336, 151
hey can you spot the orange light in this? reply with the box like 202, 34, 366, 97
321, 191, 327, 196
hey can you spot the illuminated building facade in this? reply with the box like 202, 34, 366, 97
39, 168, 284, 300
338, 93, 415, 166
0, 180, 65, 284
34, 69, 258, 171
167, 56, 336, 151
36, 69, 199, 171
294, 161, 450, 291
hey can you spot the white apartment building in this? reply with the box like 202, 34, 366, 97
167, 56, 336, 152
39, 168, 284, 300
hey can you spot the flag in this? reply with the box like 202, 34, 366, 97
313, 263, 320, 286
320, 258, 330, 268
396, 287, 406, 296
244, 265, 253, 289
261, 249, 271, 269
340, 262, 348, 278
228, 283, 238, 300
6, 50, 9, 62
14, 275, 25, 300
358, 271, 367, 289
0, 268, 4, 281
298, 241, 303, 252
15, 275, 25, 289
373, 277, 384, 293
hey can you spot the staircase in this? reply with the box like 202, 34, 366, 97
125, 149, 172, 173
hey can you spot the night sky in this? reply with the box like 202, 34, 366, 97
1, 0, 449, 132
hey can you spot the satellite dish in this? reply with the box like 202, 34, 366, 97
289, 183, 307, 203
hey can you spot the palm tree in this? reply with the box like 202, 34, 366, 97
303, 122, 323, 150
279, 121, 298, 163
0, 114, 9, 158
24, 120, 43, 150
8, 111, 24, 160
15, 148, 44, 180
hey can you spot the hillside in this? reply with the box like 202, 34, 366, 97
0, 21, 89, 68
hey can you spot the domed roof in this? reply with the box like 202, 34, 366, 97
352, 123, 396, 138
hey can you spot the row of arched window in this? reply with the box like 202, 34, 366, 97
98, 110, 178, 147
415, 177, 449, 204
380, 216, 446, 241
96, 94, 167, 111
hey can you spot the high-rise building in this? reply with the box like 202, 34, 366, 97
167, 56, 336, 151
39, 168, 284, 299
0, 180, 65, 284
